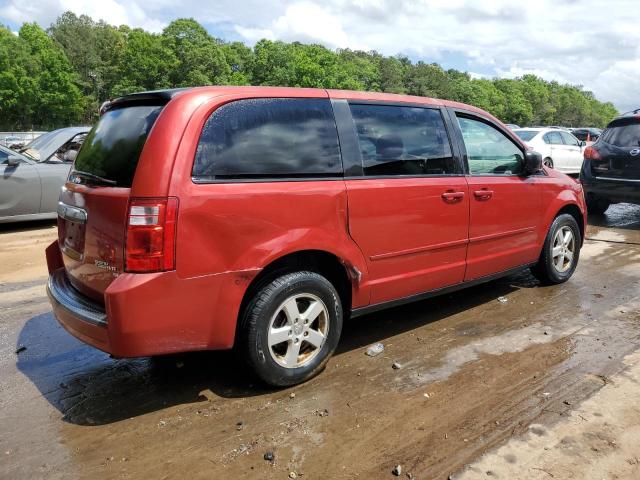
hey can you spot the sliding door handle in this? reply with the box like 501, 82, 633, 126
441, 191, 465, 203
473, 189, 494, 200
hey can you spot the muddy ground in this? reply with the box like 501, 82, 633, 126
0, 205, 639, 480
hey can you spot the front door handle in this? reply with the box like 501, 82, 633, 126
473, 189, 494, 200
441, 191, 465, 203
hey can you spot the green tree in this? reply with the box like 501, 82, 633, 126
0, 14, 620, 130
0, 26, 37, 129
493, 79, 533, 126
112, 29, 178, 95
49, 12, 126, 123
405, 62, 451, 98
375, 54, 406, 94
162, 18, 230, 86
338, 49, 380, 91
18, 22, 83, 129
221, 41, 254, 85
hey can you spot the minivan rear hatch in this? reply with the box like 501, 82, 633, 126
58, 102, 165, 302
593, 118, 640, 179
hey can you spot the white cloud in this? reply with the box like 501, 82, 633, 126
1, 0, 638, 111
1, 0, 166, 32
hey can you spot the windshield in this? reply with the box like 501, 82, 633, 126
514, 130, 539, 142
21, 129, 62, 160
601, 123, 640, 148
73, 105, 163, 187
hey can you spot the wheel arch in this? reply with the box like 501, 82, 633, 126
235, 249, 356, 338
554, 203, 585, 246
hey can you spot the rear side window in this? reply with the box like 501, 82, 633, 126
560, 131, 580, 146
193, 98, 341, 180
349, 104, 455, 176
543, 131, 563, 145
514, 130, 538, 142
457, 116, 524, 175
73, 105, 163, 187
601, 122, 640, 147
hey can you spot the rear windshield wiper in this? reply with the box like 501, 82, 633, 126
70, 170, 117, 186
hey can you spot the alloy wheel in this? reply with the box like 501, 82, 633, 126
551, 226, 575, 273
267, 293, 329, 368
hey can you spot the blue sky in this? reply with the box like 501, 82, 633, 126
2, 0, 638, 112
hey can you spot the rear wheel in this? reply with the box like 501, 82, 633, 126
586, 195, 610, 215
240, 271, 343, 387
531, 214, 581, 285
543, 157, 554, 168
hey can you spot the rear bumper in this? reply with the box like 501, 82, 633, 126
45, 241, 259, 357
583, 177, 640, 204
47, 269, 111, 352
581, 163, 640, 204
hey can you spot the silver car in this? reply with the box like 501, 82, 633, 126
0, 127, 90, 223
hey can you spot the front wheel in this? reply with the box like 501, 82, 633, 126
531, 214, 581, 285
240, 271, 343, 387
543, 157, 554, 168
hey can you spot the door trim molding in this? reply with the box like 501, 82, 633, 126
469, 226, 535, 244
369, 238, 469, 261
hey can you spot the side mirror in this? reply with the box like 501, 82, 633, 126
523, 150, 542, 175
6, 155, 21, 167
579, 140, 586, 147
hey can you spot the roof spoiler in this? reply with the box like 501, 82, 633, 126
99, 88, 191, 116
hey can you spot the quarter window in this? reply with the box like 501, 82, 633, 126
193, 98, 341, 180
560, 132, 580, 146
349, 104, 455, 176
457, 116, 524, 175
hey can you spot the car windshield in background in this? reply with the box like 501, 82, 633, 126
73, 105, 163, 187
601, 123, 640, 148
20, 130, 61, 159
514, 130, 539, 141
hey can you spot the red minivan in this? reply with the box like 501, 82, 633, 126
46, 87, 587, 386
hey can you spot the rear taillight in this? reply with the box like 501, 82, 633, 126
125, 197, 178, 273
584, 146, 601, 160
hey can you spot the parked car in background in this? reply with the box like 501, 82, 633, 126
46, 87, 586, 387
20, 127, 90, 163
570, 127, 602, 145
0, 131, 46, 149
505, 123, 521, 130
0, 127, 90, 223
580, 111, 640, 214
513, 127, 586, 174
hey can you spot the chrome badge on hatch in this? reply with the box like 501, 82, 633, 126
94, 260, 117, 272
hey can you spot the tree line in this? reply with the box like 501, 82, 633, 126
0, 12, 619, 131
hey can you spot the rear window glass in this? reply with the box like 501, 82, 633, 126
514, 130, 538, 142
193, 98, 341, 180
73, 105, 163, 187
601, 123, 640, 148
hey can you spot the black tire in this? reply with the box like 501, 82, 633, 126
543, 157, 554, 168
586, 195, 610, 215
531, 214, 581, 285
239, 271, 343, 387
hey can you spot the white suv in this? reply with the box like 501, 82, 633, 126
513, 128, 585, 174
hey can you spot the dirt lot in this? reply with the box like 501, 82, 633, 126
1, 206, 639, 480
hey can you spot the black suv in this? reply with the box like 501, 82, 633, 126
580, 111, 640, 214
571, 127, 601, 143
